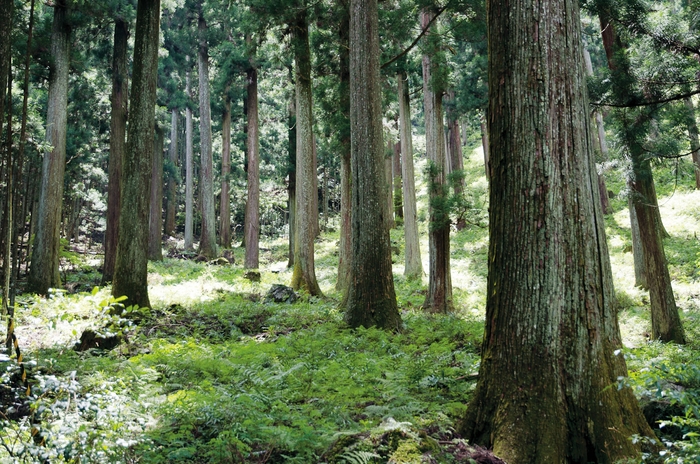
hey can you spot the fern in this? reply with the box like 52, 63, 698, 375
339, 449, 380, 464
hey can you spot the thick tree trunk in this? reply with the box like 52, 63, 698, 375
398, 72, 422, 279
337, 9, 352, 295
184, 59, 194, 251
345, 0, 401, 330
290, 12, 322, 295
599, 15, 684, 343
102, 17, 128, 284
684, 96, 700, 189
27, 0, 71, 294
112, 0, 161, 309
148, 126, 164, 261
244, 59, 260, 269
421, 9, 451, 313
393, 141, 403, 222
219, 92, 231, 247
197, 7, 216, 259
164, 108, 178, 237
461, 0, 656, 460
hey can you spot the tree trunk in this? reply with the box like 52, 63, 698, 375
184, 58, 194, 251
197, 6, 217, 259
385, 140, 394, 230
0, 0, 13, 146
398, 71, 422, 279
27, 0, 71, 294
244, 55, 260, 269
219, 91, 231, 247
480, 116, 490, 179
112, 0, 161, 309
2, 40, 13, 326
102, 17, 128, 284
287, 90, 296, 268
421, 9, 451, 313
290, 11, 322, 295
345, 0, 401, 330
446, 90, 465, 230
164, 108, 178, 237
393, 140, 403, 223
336, 7, 352, 295
461, 0, 656, 459
599, 15, 684, 343
684, 96, 700, 189
629, 195, 647, 289
312, 134, 320, 237
148, 126, 164, 261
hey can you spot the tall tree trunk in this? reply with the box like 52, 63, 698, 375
112, 0, 161, 309
0, 0, 13, 146
244, 51, 260, 269
148, 126, 164, 261
629, 195, 647, 289
164, 108, 178, 237
421, 9, 451, 313
287, 89, 296, 268
336, 8, 352, 295
290, 11, 322, 295
312, 135, 320, 237
2, 53, 13, 333
599, 14, 685, 343
219, 91, 231, 247
461, 0, 656, 459
446, 90, 465, 230
27, 0, 71, 294
480, 116, 490, 178
197, 6, 216, 259
684, 96, 700, 189
102, 17, 129, 284
385, 140, 394, 230
345, 0, 401, 330
184, 58, 194, 251
398, 71, 422, 279
393, 140, 403, 222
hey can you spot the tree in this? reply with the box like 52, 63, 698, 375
184, 56, 194, 251
164, 108, 178, 237
290, 9, 322, 295
244, 38, 260, 269
421, 9, 452, 313
27, 0, 71, 294
148, 126, 164, 261
112, 0, 161, 308
398, 71, 423, 280
460, 0, 657, 459
219, 89, 232, 247
197, 3, 217, 259
344, 0, 401, 330
0, 0, 13, 146
103, 17, 129, 284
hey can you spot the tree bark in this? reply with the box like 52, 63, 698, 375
480, 116, 490, 178
446, 90, 465, 230
184, 58, 194, 251
345, 0, 401, 330
393, 140, 403, 222
0, 0, 13, 146
385, 140, 394, 230
421, 9, 451, 313
684, 96, 700, 189
287, 90, 296, 268
219, 91, 231, 247
398, 71, 422, 279
461, 0, 656, 460
629, 195, 648, 289
27, 0, 71, 294
148, 126, 164, 261
197, 6, 217, 259
112, 0, 161, 309
290, 11, 322, 295
102, 17, 129, 284
244, 54, 260, 269
164, 108, 178, 237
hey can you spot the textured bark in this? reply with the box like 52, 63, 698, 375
197, 7, 216, 259
398, 72, 422, 279
184, 59, 194, 251
599, 15, 684, 343
27, 0, 71, 294
684, 97, 700, 189
345, 0, 401, 330
244, 59, 260, 269
164, 108, 178, 237
393, 141, 403, 221
102, 17, 129, 284
337, 9, 352, 294
112, 0, 161, 309
446, 90, 465, 230
629, 195, 648, 289
421, 9, 451, 313
219, 92, 231, 247
461, 0, 656, 461
385, 141, 394, 230
480, 117, 490, 178
0, 0, 13, 146
312, 135, 320, 237
287, 92, 296, 268
148, 126, 164, 261
290, 12, 321, 295
2, 1, 13, 320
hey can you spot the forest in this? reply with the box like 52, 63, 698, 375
1, 0, 700, 462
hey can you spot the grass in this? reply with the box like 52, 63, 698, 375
2, 150, 700, 463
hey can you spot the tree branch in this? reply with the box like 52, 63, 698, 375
592, 88, 700, 108
381, 5, 447, 70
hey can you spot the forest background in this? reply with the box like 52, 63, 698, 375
1, 0, 700, 462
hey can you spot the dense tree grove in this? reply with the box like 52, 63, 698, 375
2, 0, 700, 460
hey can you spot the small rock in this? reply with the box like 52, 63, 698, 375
265, 284, 298, 304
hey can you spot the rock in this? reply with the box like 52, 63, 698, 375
74, 329, 121, 351
265, 284, 298, 304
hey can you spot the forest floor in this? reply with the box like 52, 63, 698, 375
1, 148, 700, 463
